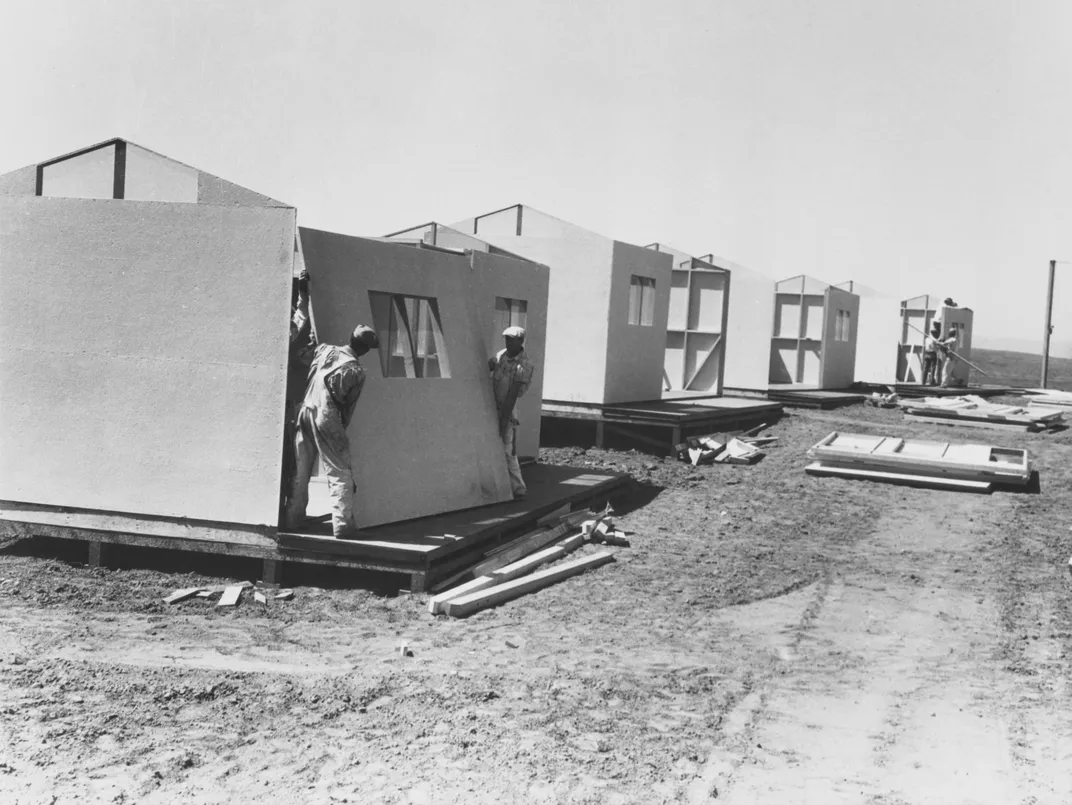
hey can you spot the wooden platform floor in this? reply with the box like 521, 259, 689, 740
542, 396, 782, 451
0, 465, 628, 593
766, 386, 867, 409
890, 384, 1015, 399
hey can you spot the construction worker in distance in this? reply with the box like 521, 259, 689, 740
284, 324, 380, 538
922, 321, 942, 386
488, 326, 535, 500
939, 326, 960, 388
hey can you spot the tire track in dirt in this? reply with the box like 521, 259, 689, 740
687, 573, 834, 803
692, 476, 1072, 804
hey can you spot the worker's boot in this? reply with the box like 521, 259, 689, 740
334, 527, 372, 541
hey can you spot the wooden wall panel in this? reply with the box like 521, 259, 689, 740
298, 229, 515, 527
0, 196, 294, 525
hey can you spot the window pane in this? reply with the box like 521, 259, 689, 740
494, 297, 511, 337
367, 291, 449, 379
417, 299, 441, 378
511, 299, 528, 329
368, 291, 393, 377
640, 277, 655, 326
628, 277, 642, 325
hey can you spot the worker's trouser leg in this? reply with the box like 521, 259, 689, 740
284, 408, 358, 537
311, 411, 358, 537
502, 423, 527, 498
922, 355, 936, 385
941, 357, 955, 387
283, 409, 317, 530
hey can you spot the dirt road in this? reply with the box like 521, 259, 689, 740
1, 403, 1070, 804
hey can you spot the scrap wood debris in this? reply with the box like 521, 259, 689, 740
163, 579, 294, 607
674, 422, 772, 466
1023, 388, 1072, 409
898, 395, 1064, 432
866, 389, 900, 408
428, 503, 625, 617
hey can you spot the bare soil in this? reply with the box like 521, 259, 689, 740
2, 401, 1071, 804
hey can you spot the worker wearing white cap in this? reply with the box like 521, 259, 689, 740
284, 324, 380, 538
488, 325, 535, 499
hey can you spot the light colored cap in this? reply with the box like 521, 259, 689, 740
502, 326, 526, 340
350, 325, 380, 349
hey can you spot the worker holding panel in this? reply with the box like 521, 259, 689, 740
284, 324, 379, 538
489, 326, 535, 500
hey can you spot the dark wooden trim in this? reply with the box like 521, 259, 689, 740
36, 137, 124, 170
473, 203, 522, 235
113, 140, 126, 199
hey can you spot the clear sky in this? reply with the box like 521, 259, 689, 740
3, 0, 1071, 353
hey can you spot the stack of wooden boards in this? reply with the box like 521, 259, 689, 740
674, 423, 774, 466
805, 431, 1032, 492
427, 506, 625, 618
898, 395, 1064, 432
1023, 388, 1072, 411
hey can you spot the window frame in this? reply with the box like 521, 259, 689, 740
367, 291, 451, 379
628, 275, 657, 327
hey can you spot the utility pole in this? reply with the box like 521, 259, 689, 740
1042, 259, 1056, 389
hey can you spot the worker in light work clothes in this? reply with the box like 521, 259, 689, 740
489, 326, 535, 500
939, 326, 960, 388
922, 322, 942, 386
284, 325, 380, 538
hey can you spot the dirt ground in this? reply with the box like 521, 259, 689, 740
2, 400, 1071, 804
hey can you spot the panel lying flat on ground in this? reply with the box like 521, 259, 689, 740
805, 462, 993, 492
805, 430, 1031, 488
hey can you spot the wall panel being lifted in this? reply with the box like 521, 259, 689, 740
0, 196, 295, 526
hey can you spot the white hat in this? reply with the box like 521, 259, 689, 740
502, 326, 526, 340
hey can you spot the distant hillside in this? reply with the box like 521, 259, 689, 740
972, 336, 1072, 359
970, 348, 1072, 391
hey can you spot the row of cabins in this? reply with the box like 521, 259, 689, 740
391, 205, 975, 401
0, 138, 974, 535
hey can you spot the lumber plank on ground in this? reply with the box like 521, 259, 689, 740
428, 533, 588, 615
537, 504, 570, 526
903, 413, 1034, 432
472, 523, 570, 577
163, 587, 203, 605
217, 585, 245, 607
805, 461, 993, 492
442, 551, 615, 618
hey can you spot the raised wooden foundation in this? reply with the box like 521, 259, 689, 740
542, 396, 781, 453
890, 384, 1014, 399
0, 465, 628, 593
765, 387, 866, 409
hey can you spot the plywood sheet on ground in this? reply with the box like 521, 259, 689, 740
0, 196, 294, 525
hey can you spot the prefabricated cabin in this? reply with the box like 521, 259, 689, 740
769, 275, 860, 389
645, 243, 730, 396
450, 204, 673, 405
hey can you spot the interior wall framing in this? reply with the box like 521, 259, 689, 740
649, 244, 730, 394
